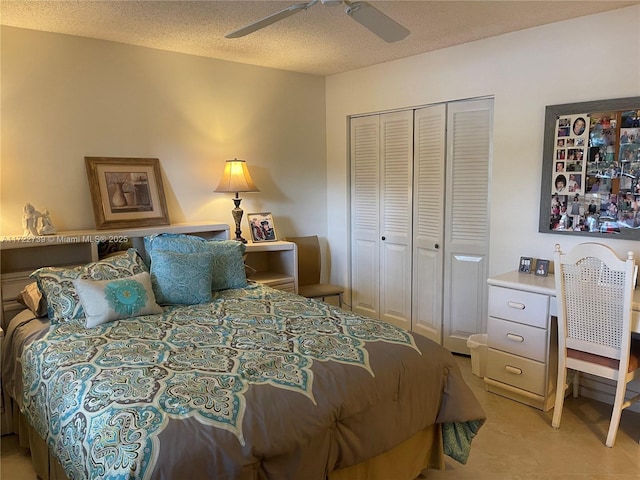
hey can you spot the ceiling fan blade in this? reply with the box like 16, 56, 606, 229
345, 1, 410, 43
225, 2, 316, 39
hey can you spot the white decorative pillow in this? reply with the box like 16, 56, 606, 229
73, 271, 163, 328
31, 248, 148, 323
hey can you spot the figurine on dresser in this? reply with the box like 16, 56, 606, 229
38, 210, 57, 235
22, 203, 56, 236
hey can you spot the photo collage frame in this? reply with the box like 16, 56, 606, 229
540, 97, 640, 239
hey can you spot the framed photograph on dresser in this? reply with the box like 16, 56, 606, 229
85, 157, 170, 229
247, 212, 277, 242
535, 259, 550, 277
519, 256, 533, 274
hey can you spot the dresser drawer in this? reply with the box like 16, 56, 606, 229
487, 349, 546, 396
488, 286, 549, 328
488, 316, 547, 362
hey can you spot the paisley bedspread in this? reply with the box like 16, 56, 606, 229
21, 283, 485, 480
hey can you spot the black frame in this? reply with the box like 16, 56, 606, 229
535, 259, 550, 277
539, 97, 640, 240
519, 256, 533, 274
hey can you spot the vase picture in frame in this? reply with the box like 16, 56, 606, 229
85, 157, 170, 229
247, 212, 277, 242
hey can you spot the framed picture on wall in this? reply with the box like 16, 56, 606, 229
85, 157, 170, 230
539, 96, 640, 240
247, 212, 277, 242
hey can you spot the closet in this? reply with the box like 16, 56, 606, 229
350, 98, 493, 353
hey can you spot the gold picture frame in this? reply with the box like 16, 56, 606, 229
85, 157, 170, 230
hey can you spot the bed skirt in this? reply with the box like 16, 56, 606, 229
8, 398, 444, 480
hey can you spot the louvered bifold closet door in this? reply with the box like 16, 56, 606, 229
412, 104, 446, 343
443, 98, 493, 353
350, 115, 381, 319
379, 110, 413, 330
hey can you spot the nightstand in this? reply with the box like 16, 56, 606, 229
244, 241, 298, 293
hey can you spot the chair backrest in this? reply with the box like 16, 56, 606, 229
286, 236, 321, 288
554, 243, 637, 362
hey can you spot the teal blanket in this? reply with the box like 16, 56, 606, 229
21, 283, 485, 479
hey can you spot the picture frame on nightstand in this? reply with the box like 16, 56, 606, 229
519, 256, 533, 274
247, 212, 277, 243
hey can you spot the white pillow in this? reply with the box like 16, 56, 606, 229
73, 271, 163, 328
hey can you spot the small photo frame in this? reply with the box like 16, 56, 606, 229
519, 257, 533, 274
535, 259, 550, 277
85, 157, 169, 230
247, 212, 277, 242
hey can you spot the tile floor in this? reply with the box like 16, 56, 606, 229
1, 355, 639, 479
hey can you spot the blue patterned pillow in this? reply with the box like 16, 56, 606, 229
150, 250, 215, 305
144, 234, 247, 291
30, 249, 148, 323
73, 271, 163, 328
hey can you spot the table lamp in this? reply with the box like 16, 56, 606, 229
214, 158, 259, 243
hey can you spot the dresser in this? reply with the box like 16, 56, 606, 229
485, 270, 640, 412
485, 272, 558, 411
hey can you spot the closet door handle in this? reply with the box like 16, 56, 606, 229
434, 244, 439, 249
381, 236, 386, 241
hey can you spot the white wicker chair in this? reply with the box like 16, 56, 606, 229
552, 242, 640, 447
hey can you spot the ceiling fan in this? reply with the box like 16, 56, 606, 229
225, 0, 410, 43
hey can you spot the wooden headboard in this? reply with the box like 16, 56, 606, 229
0, 221, 229, 329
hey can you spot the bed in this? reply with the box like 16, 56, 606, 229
1, 227, 485, 480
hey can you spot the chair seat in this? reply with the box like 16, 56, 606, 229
298, 284, 344, 299
567, 337, 640, 373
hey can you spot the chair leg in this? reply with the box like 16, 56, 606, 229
552, 366, 568, 429
338, 293, 343, 308
572, 370, 580, 398
605, 381, 628, 447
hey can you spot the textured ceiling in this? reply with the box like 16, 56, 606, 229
1, 1, 638, 76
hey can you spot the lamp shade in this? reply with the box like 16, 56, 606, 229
214, 158, 259, 193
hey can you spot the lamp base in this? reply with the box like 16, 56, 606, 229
231, 197, 247, 243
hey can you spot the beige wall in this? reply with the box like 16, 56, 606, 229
3, 7, 640, 293
1, 27, 327, 239
326, 6, 640, 292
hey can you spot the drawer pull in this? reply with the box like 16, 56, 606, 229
505, 365, 523, 375
507, 301, 525, 310
506, 333, 524, 343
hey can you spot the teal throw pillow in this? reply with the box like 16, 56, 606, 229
150, 250, 215, 305
73, 271, 163, 328
144, 234, 247, 291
